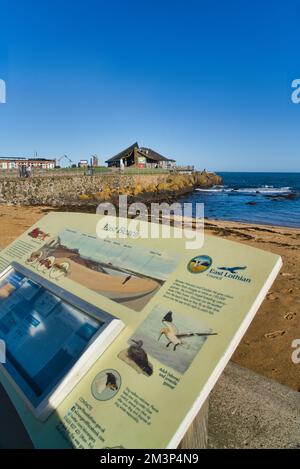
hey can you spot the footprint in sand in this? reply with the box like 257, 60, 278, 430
284, 312, 297, 320
267, 292, 278, 301
264, 330, 285, 339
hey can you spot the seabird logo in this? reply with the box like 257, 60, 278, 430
217, 266, 247, 274
0, 340, 5, 363
291, 79, 300, 104
0, 79, 6, 103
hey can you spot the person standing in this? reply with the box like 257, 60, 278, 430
26, 165, 32, 178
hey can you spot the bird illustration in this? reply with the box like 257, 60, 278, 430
217, 266, 246, 274
95, 372, 118, 395
193, 260, 210, 268
189, 259, 211, 272
158, 311, 217, 351
127, 339, 153, 376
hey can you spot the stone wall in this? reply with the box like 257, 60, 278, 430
0, 172, 222, 206
0, 173, 171, 205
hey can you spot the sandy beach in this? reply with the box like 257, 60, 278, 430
0, 205, 299, 391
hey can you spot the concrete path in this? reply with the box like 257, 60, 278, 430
208, 362, 300, 449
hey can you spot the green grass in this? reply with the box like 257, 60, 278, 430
52, 166, 170, 175
91, 167, 112, 173
121, 168, 170, 175
52, 166, 111, 173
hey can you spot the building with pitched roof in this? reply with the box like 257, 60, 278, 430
105, 142, 176, 169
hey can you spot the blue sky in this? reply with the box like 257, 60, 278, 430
0, 0, 300, 171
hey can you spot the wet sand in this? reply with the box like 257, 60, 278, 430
0, 205, 299, 390
205, 219, 300, 391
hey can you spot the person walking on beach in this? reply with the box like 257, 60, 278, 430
20, 165, 27, 178
26, 165, 32, 178
122, 275, 132, 285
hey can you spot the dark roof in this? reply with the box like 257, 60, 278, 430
0, 157, 26, 160
28, 158, 56, 161
139, 147, 175, 162
0, 157, 55, 161
105, 142, 139, 163
105, 143, 176, 163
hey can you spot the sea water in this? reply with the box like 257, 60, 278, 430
180, 172, 300, 228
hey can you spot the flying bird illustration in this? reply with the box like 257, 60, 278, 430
189, 258, 211, 272
95, 372, 119, 395
217, 266, 246, 274
158, 311, 217, 351
193, 259, 210, 268
127, 339, 153, 376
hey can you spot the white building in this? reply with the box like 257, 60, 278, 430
0, 157, 56, 170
